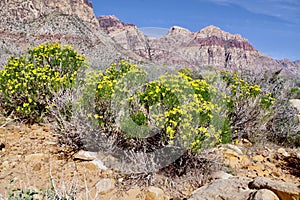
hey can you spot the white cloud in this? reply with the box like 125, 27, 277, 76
208, 0, 300, 24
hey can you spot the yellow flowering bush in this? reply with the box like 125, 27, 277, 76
0, 43, 87, 120
81, 61, 140, 126
79, 62, 220, 152
137, 72, 216, 151
220, 70, 276, 139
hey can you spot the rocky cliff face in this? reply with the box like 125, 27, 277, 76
0, 0, 97, 26
98, 16, 149, 58
0, 1, 146, 68
100, 16, 299, 77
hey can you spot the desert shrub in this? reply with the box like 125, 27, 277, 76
218, 70, 276, 141
76, 62, 228, 153
0, 42, 87, 121
220, 69, 299, 146
135, 72, 219, 152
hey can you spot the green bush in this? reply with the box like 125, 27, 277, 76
59, 60, 287, 153
0, 42, 87, 121
80, 62, 225, 152
290, 87, 300, 99
220, 70, 276, 139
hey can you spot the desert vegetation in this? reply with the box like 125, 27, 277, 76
0, 43, 299, 199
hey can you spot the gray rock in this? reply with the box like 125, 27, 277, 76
249, 177, 300, 200
189, 177, 254, 200
211, 171, 233, 180
290, 99, 300, 113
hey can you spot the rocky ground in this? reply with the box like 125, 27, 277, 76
0, 119, 299, 200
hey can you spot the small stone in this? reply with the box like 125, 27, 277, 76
240, 138, 252, 147
146, 186, 167, 200
33, 163, 42, 171
277, 148, 289, 157
73, 150, 95, 161
95, 178, 115, 194
228, 144, 243, 154
252, 189, 279, 200
271, 171, 281, 177
2, 160, 9, 168
45, 141, 57, 145
118, 178, 124, 182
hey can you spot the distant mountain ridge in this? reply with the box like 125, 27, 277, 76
98, 15, 300, 77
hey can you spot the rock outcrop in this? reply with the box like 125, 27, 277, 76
189, 174, 299, 200
98, 16, 149, 59
100, 16, 300, 78
249, 177, 300, 200
0, 0, 97, 26
0, 1, 145, 68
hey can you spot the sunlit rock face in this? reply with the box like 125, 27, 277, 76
0, 0, 98, 26
0, 1, 146, 68
100, 16, 299, 77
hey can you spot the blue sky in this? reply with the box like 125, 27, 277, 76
92, 0, 300, 61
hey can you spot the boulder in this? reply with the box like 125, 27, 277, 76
189, 177, 254, 200
249, 177, 300, 200
251, 189, 279, 200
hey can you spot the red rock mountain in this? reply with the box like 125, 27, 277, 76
98, 16, 300, 77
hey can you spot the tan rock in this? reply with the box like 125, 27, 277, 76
240, 138, 253, 147
277, 148, 290, 157
252, 189, 279, 200
189, 177, 254, 200
73, 150, 95, 161
223, 144, 244, 155
211, 171, 233, 180
146, 186, 168, 200
249, 177, 300, 200
225, 154, 251, 169
252, 155, 264, 162
33, 163, 42, 171
95, 178, 115, 195
30, 124, 40, 130
2, 160, 9, 169
25, 153, 47, 162
248, 164, 265, 172
82, 162, 98, 171
125, 188, 145, 200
